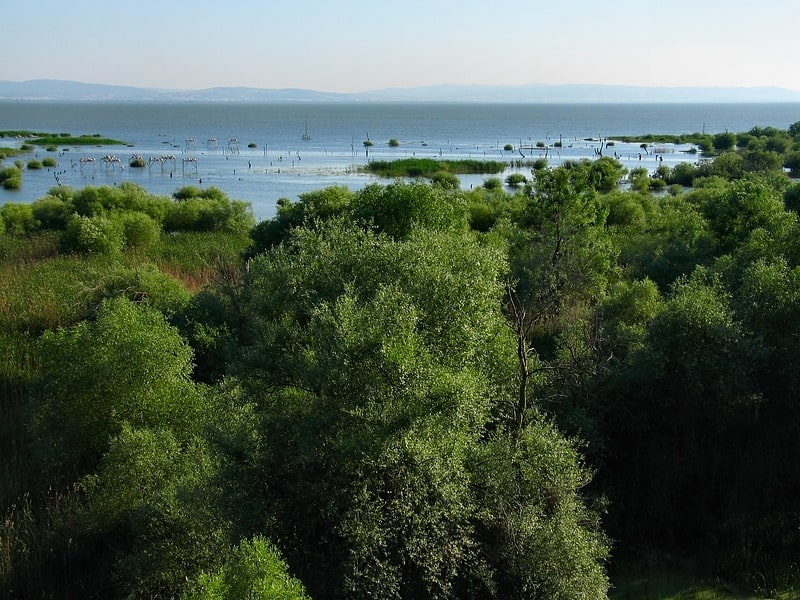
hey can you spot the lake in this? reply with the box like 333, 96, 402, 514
1, 101, 798, 220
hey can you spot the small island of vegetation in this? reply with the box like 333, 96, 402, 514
1, 130, 127, 147
365, 157, 506, 178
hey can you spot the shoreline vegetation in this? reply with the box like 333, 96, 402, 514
3, 121, 800, 599
364, 157, 507, 177
0, 130, 126, 147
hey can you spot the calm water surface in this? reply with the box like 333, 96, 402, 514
1, 102, 798, 220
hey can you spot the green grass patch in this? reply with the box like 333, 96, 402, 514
28, 133, 126, 146
610, 133, 707, 145
365, 157, 506, 178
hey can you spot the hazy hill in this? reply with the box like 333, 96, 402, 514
1, 79, 799, 103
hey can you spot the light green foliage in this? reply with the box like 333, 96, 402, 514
600, 278, 663, 360
506, 172, 528, 187
352, 181, 468, 239
697, 176, 791, 254
72, 182, 171, 221
62, 213, 124, 254
603, 190, 651, 231
430, 169, 460, 189
711, 151, 744, 180
182, 536, 310, 600
483, 176, 503, 190
585, 156, 627, 193
247, 185, 356, 255
628, 166, 650, 193
0, 203, 38, 235
165, 194, 255, 234
0, 166, 22, 189
119, 210, 161, 248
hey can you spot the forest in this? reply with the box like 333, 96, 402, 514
2, 122, 800, 599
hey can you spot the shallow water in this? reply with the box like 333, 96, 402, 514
1, 101, 798, 220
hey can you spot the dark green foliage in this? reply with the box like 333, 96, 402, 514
366, 157, 506, 177
28, 297, 203, 479
712, 131, 737, 151
28, 133, 126, 146
234, 219, 609, 598
505, 172, 527, 186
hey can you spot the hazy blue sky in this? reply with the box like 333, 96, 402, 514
5, 0, 799, 92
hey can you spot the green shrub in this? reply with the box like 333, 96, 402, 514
388, 138, 399, 147
0, 203, 38, 235
42, 157, 57, 167
120, 211, 161, 248
32, 196, 73, 230
165, 195, 254, 234
504, 143, 514, 151
85, 264, 191, 318
27, 160, 43, 170
62, 214, 124, 254
505, 172, 527, 187
182, 536, 310, 600
483, 177, 503, 190
430, 170, 460, 189
0, 166, 22, 189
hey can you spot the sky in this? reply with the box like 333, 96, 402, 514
4, 0, 799, 93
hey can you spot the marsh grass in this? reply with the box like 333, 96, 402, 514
365, 157, 506, 178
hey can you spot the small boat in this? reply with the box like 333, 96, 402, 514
302, 119, 311, 141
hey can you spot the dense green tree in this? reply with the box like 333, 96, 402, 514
29, 297, 204, 479
228, 218, 608, 598
351, 181, 468, 239
83, 425, 228, 599
712, 131, 737, 151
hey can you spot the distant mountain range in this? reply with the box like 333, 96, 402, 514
1, 79, 799, 103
